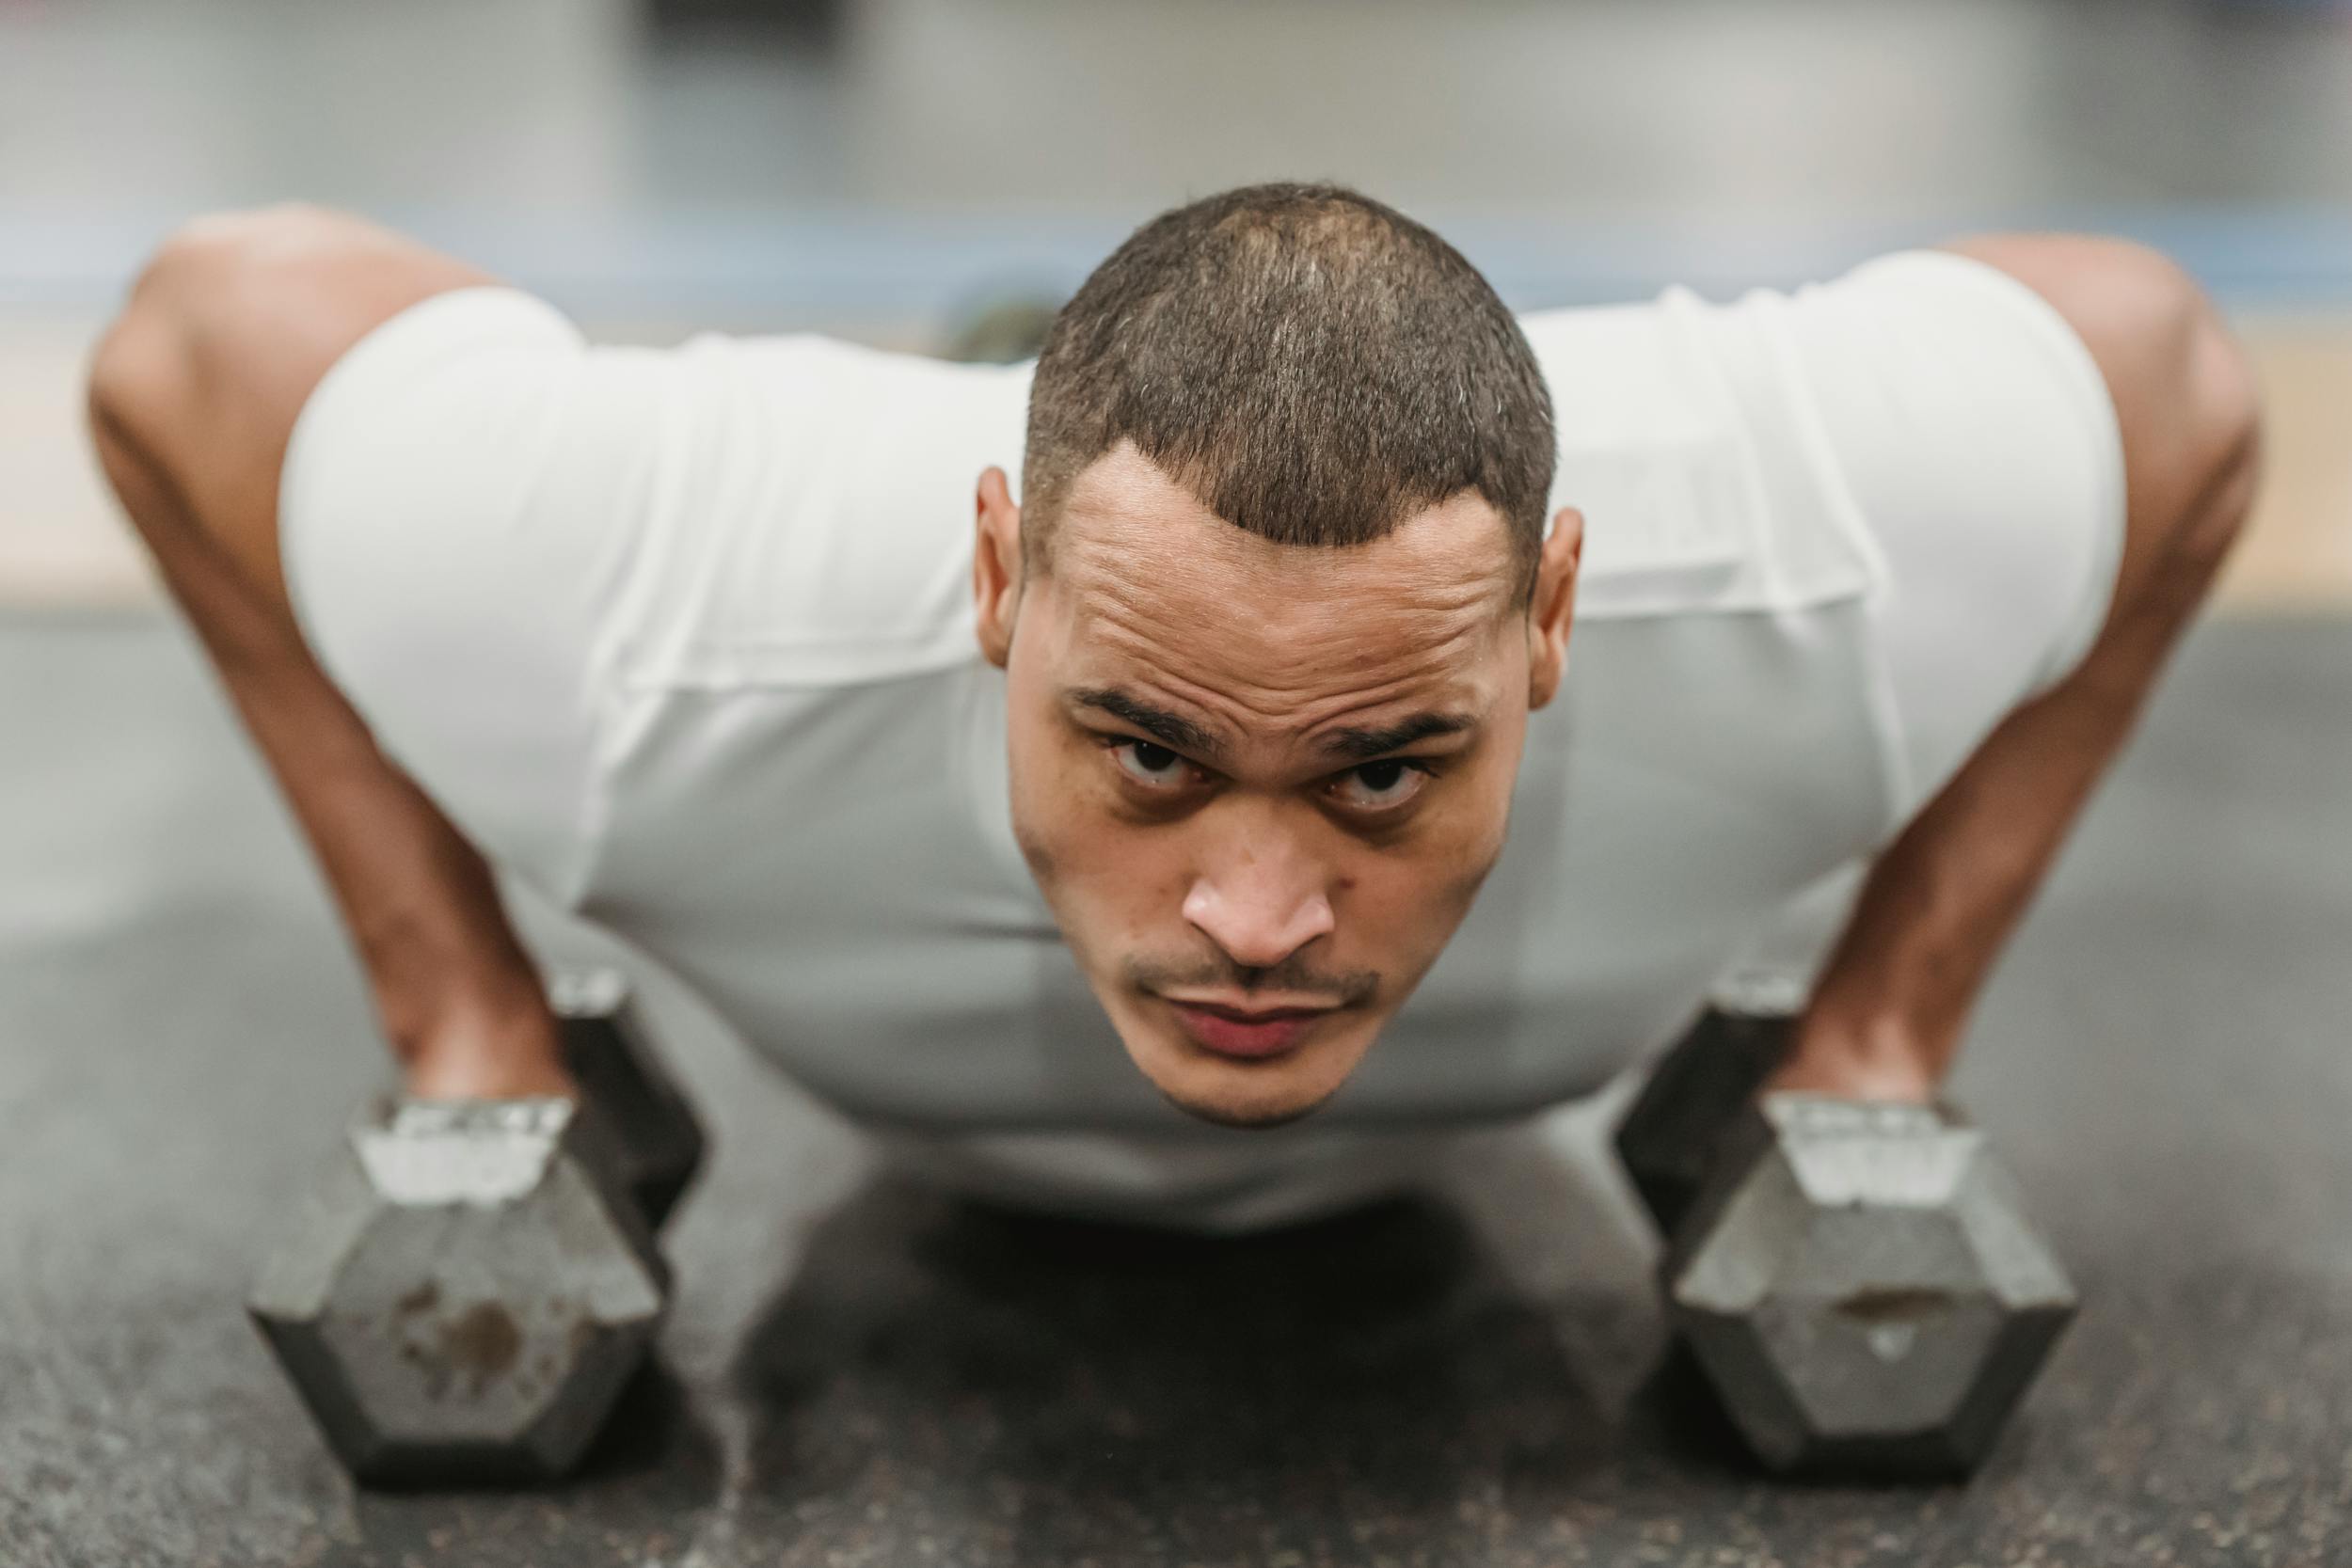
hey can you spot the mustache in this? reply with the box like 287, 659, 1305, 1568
1121, 952, 1381, 1008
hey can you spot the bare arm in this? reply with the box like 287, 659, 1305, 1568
87, 204, 568, 1098
1772, 234, 2264, 1099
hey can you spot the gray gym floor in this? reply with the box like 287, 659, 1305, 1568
4, 609, 2348, 1567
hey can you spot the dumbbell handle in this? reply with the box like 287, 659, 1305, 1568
1615, 1006, 1798, 1236
359, 1090, 670, 1276
548, 970, 707, 1231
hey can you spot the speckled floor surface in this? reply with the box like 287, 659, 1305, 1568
4, 611, 2349, 1567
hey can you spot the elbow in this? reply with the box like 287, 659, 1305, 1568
87, 210, 242, 446
2166, 265, 2264, 571
1954, 233, 2265, 567
88, 204, 350, 443
87, 248, 179, 451
87, 294, 172, 464
2074, 236, 2264, 570
2104, 239, 2262, 468
2195, 297, 2262, 530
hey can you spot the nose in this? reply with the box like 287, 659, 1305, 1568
1181, 838, 1337, 972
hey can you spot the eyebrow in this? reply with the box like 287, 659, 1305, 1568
1067, 687, 1478, 766
1324, 710, 1478, 761
1070, 688, 1226, 760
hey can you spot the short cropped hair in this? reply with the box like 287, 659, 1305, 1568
1021, 182, 1556, 602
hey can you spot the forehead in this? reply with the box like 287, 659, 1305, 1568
1036, 446, 1518, 736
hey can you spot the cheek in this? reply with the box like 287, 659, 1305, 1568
1008, 736, 1083, 887
1007, 717, 1170, 911
1344, 849, 1483, 953
1448, 725, 1526, 871
1005, 698, 1071, 881
1344, 775, 1514, 946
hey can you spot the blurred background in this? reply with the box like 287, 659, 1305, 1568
3, 0, 2350, 606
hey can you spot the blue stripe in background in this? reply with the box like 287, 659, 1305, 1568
6, 206, 2352, 320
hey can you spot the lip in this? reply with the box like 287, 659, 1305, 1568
1161, 996, 1339, 1060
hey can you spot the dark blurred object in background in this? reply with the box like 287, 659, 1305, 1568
641, 0, 845, 52
941, 293, 1062, 365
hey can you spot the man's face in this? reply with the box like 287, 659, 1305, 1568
974, 444, 1579, 1129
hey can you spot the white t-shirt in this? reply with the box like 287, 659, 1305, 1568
278, 251, 2124, 1228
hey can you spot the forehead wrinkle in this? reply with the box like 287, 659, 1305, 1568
1089, 602, 1487, 712
1052, 456, 1518, 630
1070, 548, 1505, 684
1065, 530, 1506, 640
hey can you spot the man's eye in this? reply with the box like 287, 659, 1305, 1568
1111, 739, 1193, 789
1330, 759, 1432, 811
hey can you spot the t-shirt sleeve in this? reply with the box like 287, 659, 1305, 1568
278, 288, 1034, 909
278, 287, 662, 905
1773, 248, 2130, 820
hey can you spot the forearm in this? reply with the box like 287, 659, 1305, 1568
1782, 419, 2262, 1097
89, 396, 562, 1096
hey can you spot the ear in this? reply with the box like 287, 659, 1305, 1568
1525, 506, 1582, 710
973, 467, 1025, 668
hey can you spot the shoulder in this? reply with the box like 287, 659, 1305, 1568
581, 331, 1034, 694
1936, 234, 2260, 591
1514, 265, 1925, 624
88, 205, 499, 611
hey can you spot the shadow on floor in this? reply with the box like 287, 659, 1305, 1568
724, 1180, 1621, 1560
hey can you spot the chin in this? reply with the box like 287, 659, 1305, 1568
1120, 1017, 1370, 1132
1152, 1081, 1333, 1131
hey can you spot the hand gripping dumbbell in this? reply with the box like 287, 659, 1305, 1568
1615, 1003, 2077, 1478
248, 970, 707, 1485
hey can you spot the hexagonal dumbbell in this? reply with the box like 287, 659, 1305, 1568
1662, 1094, 2078, 1478
1613, 1000, 1798, 1237
248, 969, 706, 1485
